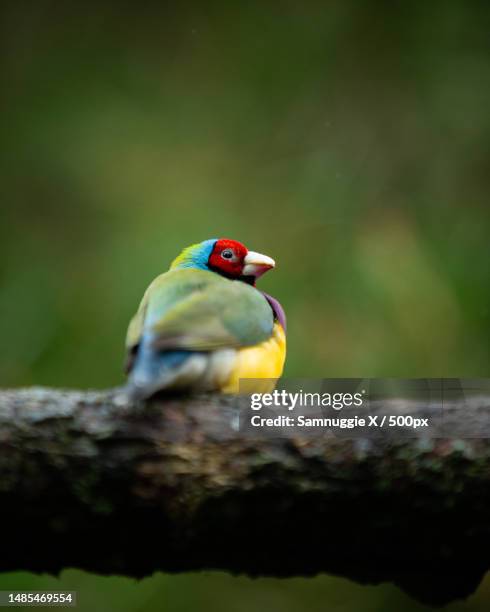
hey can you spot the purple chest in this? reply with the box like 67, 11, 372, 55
261, 291, 287, 332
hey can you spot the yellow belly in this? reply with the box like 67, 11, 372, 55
221, 322, 286, 393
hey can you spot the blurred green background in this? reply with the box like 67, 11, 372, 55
1, 1, 489, 610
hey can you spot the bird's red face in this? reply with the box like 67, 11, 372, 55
208, 238, 275, 284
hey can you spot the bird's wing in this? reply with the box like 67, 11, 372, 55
126, 268, 274, 353
126, 292, 149, 352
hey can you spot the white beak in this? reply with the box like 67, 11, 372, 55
242, 251, 275, 278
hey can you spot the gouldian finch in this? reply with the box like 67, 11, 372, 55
125, 238, 286, 398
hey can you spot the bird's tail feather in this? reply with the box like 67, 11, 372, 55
126, 338, 194, 401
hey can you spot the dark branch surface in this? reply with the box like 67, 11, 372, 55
0, 387, 489, 606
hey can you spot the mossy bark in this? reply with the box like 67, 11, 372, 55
0, 387, 489, 606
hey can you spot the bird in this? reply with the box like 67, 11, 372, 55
125, 238, 286, 399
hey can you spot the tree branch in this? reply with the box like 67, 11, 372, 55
0, 387, 489, 606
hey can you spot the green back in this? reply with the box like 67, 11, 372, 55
126, 269, 273, 352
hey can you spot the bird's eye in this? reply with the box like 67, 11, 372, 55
221, 249, 234, 260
